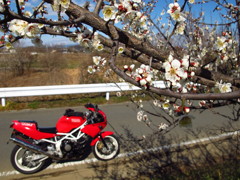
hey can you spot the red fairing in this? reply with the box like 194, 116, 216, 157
98, 110, 107, 121
90, 131, 114, 146
81, 110, 107, 137
56, 115, 86, 133
11, 120, 56, 140
81, 123, 103, 138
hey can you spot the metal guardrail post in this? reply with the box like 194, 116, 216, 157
106, 92, 110, 100
1, 98, 6, 107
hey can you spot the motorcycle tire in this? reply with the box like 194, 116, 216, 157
93, 134, 120, 161
11, 145, 50, 174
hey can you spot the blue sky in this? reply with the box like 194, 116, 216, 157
11, 0, 238, 47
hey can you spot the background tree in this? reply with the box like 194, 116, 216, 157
0, 0, 239, 129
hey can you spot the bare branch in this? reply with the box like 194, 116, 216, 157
94, 0, 103, 15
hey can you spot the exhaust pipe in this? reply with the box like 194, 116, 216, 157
10, 137, 61, 160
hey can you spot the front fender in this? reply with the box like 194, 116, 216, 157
90, 131, 114, 146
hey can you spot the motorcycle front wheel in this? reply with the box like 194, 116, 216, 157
11, 145, 50, 174
93, 135, 120, 161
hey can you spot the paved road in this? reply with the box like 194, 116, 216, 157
0, 102, 239, 178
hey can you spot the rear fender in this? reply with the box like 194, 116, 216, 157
10, 120, 56, 140
90, 131, 114, 146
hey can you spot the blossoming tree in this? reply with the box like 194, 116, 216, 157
0, 0, 239, 130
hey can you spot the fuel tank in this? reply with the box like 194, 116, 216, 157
56, 112, 86, 133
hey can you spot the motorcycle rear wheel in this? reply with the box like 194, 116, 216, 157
11, 145, 50, 174
93, 135, 120, 161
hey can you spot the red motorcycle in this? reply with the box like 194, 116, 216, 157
9, 103, 120, 174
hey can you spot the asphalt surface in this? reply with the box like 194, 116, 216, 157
0, 102, 239, 179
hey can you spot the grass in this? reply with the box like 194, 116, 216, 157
0, 93, 134, 111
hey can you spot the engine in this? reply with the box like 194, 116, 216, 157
60, 134, 91, 159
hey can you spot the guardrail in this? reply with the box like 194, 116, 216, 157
0, 81, 165, 106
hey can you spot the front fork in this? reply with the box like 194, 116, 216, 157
99, 135, 109, 150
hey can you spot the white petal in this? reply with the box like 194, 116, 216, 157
171, 59, 181, 68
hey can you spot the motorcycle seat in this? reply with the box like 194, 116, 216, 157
38, 127, 57, 134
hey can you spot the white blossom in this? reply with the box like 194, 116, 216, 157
102, 5, 117, 21
216, 81, 232, 93
163, 55, 188, 85
93, 56, 101, 65
167, 3, 181, 14
9, 19, 28, 36
215, 36, 228, 51
52, 0, 70, 12
158, 123, 169, 130
170, 10, 186, 22
162, 100, 170, 110
118, 46, 125, 54
137, 111, 144, 121
25, 23, 41, 38
175, 22, 186, 34
87, 66, 96, 74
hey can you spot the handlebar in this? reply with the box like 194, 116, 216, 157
84, 103, 105, 124
85, 103, 99, 112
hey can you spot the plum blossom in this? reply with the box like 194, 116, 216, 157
24, 11, 32, 17
93, 56, 101, 65
118, 46, 125, 54
158, 123, 169, 130
135, 64, 153, 87
153, 99, 160, 107
216, 81, 232, 93
163, 55, 188, 85
52, 0, 70, 12
77, 29, 91, 42
199, 100, 206, 107
8, 19, 42, 38
88, 56, 107, 74
215, 36, 228, 51
174, 104, 190, 113
87, 66, 96, 74
102, 5, 117, 21
9, 19, 28, 36
170, 10, 186, 22
175, 22, 186, 35
113, 1, 149, 38
162, 99, 171, 110
92, 38, 102, 49
167, 3, 186, 22
181, 55, 190, 69
124, 63, 154, 88
92, 41, 104, 51
25, 23, 41, 38
93, 56, 106, 66
137, 110, 144, 121
167, 3, 181, 14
